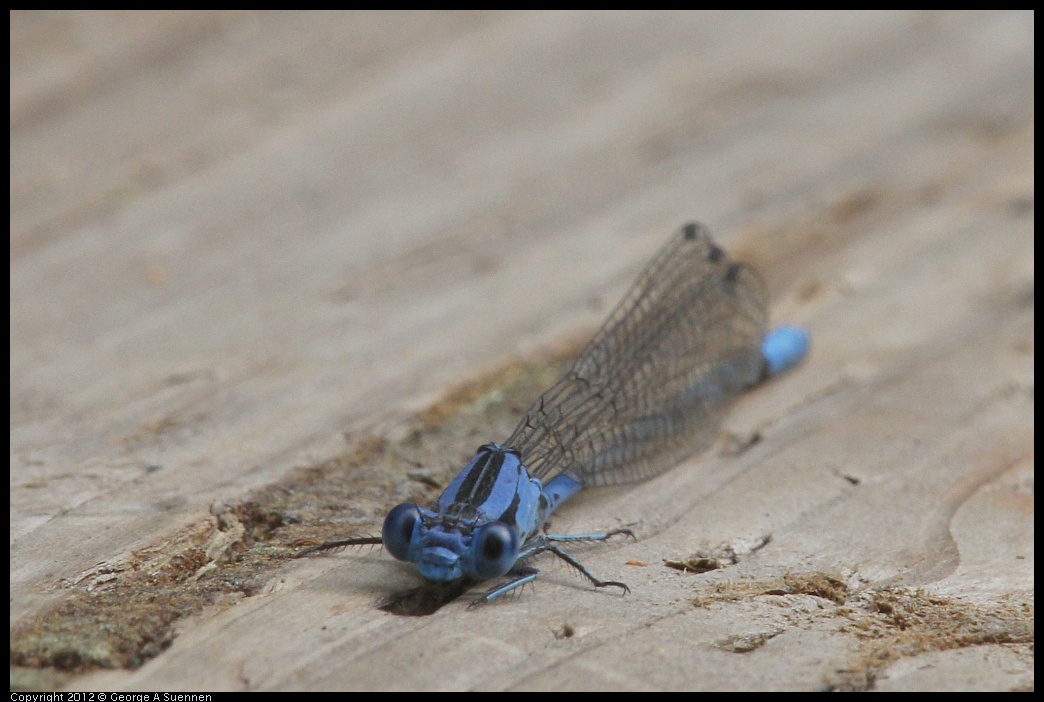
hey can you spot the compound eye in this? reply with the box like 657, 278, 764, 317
381, 503, 421, 561
471, 522, 519, 579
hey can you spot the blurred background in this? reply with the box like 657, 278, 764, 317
11, 11, 1033, 691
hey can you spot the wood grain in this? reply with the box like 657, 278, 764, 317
11, 11, 1033, 691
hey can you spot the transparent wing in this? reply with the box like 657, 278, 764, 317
505, 223, 768, 487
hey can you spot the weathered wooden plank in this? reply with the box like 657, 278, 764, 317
11, 11, 1032, 691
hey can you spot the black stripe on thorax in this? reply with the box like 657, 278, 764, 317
456, 444, 508, 505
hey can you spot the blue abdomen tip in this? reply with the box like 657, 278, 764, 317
762, 326, 809, 376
